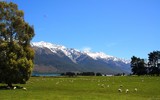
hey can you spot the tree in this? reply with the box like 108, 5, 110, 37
0, 2, 35, 87
66, 72, 76, 77
81, 72, 95, 76
148, 51, 160, 75
96, 72, 102, 76
131, 56, 147, 75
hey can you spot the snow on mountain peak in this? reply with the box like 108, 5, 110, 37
84, 51, 112, 59
31, 41, 67, 54
32, 41, 130, 64
83, 51, 130, 64
32, 41, 81, 62
31, 41, 66, 49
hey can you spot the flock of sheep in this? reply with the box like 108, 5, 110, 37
98, 83, 138, 93
11, 77, 140, 93
118, 87, 138, 93
53, 78, 139, 93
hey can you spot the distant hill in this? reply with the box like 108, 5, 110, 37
32, 41, 131, 74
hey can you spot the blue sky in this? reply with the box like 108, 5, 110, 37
9, 0, 160, 59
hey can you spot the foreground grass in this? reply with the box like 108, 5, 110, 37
0, 76, 160, 100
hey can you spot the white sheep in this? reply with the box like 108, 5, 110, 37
22, 87, 27, 91
118, 88, 122, 92
101, 84, 105, 88
126, 89, 129, 93
13, 87, 16, 90
134, 88, 137, 92
70, 80, 73, 83
56, 82, 59, 85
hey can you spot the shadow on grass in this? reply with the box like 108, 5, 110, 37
0, 86, 24, 90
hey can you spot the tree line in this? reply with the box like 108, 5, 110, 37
61, 72, 126, 77
131, 51, 160, 76
61, 72, 103, 77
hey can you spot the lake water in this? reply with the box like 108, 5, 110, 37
32, 73, 61, 77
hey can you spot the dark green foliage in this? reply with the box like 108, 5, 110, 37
96, 72, 102, 76
0, 2, 35, 86
79, 72, 95, 76
148, 51, 160, 75
65, 72, 76, 77
131, 56, 147, 75
131, 51, 160, 76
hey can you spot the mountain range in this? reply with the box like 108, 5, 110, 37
31, 41, 131, 74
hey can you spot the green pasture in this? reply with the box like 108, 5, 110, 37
0, 76, 160, 100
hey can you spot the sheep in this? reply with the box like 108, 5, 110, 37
70, 80, 74, 83
119, 85, 123, 87
126, 89, 129, 93
101, 84, 105, 88
22, 87, 27, 91
134, 88, 137, 92
13, 87, 16, 90
56, 82, 59, 85
118, 88, 122, 92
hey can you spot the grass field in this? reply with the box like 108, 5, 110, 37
0, 76, 160, 100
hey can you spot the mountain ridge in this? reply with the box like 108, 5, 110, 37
31, 41, 131, 74
31, 41, 130, 64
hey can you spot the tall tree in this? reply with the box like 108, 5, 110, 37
131, 56, 139, 75
131, 56, 147, 75
0, 2, 35, 87
148, 51, 160, 75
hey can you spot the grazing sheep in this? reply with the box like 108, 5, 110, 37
134, 88, 137, 92
70, 80, 73, 83
56, 82, 59, 85
118, 88, 122, 92
22, 87, 27, 91
126, 89, 129, 93
13, 87, 16, 90
101, 84, 105, 88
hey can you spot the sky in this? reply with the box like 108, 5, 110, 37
6, 0, 160, 59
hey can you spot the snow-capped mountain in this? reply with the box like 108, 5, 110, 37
31, 41, 131, 74
32, 41, 80, 62
84, 51, 130, 64
32, 41, 130, 64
